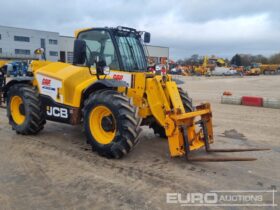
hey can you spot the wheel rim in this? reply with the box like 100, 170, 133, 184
10, 96, 25, 125
89, 105, 116, 144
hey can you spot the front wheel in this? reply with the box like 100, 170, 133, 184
83, 89, 142, 159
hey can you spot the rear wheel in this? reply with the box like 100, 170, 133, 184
150, 88, 194, 138
7, 84, 46, 134
83, 89, 142, 159
178, 88, 194, 112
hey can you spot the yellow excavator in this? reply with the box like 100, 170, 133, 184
0, 26, 268, 161
194, 56, 226, 75
194, 56, 209, 75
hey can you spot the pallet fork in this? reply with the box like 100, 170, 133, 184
166, 103, 269, 162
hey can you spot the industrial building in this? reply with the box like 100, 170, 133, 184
0, 25, 169, 64
0, 26, 60, 61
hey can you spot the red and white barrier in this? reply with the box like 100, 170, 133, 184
241, 96, 263, 107
221, 95, 241, 105
221, 92, 280, 109
263, 98, 280, 109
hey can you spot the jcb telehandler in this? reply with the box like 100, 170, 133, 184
0, 26, 268, 161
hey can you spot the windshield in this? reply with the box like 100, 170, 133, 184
115, 33, 147, 72
78, 30, 120, 70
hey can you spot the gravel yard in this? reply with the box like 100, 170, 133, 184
0, 75, 279, 210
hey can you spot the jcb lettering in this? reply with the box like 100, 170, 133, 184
47, 107, 68, 119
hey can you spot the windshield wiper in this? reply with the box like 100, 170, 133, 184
124, 37, 139, 70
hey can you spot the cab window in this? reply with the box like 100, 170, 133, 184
79, 30, 120, 70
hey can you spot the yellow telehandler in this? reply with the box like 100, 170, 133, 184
0, 26, 268, 161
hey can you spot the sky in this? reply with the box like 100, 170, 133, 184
0, 0, 279, 60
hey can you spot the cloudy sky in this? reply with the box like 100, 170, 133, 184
1, 0, 279, 59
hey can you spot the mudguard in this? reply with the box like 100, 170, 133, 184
2, 77, 33, 98
82, 79, 127, 100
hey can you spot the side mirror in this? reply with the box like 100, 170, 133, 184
73, 39, 86, 65
144, 32, 151, 43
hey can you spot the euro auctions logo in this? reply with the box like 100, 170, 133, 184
167, 192, 218, 206
41, 78, 55, 91
42, 78, 51, 86
112, 74, 124, 81
166, 190, 277, 207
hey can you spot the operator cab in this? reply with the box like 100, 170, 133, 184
73, 26, 151, 74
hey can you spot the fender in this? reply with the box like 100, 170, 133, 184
82, 79, 128, 105
2, 77, 33, 99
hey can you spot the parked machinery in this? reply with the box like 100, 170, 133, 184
194, 56, 210, 75
260, 64, 280, 75
245, 63, 261, 76
0, 26, 268, 162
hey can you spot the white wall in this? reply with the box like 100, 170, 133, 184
0, 25, 60, 61
59, 36, 75, 63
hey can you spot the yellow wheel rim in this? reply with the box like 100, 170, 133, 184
89, 105, 116, 144
10, 96, 26, 125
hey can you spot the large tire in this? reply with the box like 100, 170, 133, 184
7, 84, 46, 134
150, 88, 194, 138
83, 89, 142, 159
178, 88, 194, 112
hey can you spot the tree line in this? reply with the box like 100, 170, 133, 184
231, 53, 280, 66
177, 53, 280, 66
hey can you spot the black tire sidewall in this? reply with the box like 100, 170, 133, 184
84, 95, 128, 152
7, 86, 33, 132
7, 84, 45, 134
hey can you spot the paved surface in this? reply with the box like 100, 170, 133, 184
0, 75, 279, 210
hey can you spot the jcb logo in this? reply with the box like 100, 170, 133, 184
46, 106, 68, 119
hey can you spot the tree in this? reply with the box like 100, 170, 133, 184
177, 59, 184, 65
253, 54, 268, 64
269, 53, 280, 64
240, 54, 252, 67
231, 54, 242, 66
190, 54, 199, 63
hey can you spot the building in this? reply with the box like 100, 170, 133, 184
0, 25, 169, 64
58, 36, 75, 63
0, 25, 74, 63
0, 25, 60, 61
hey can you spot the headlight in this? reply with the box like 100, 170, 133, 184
103, 66, 110, 75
